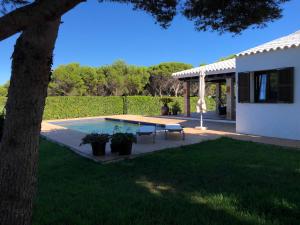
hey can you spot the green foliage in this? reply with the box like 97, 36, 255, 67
147, 62, 193, 96
81, 133, 110, 145
46, 61, 195, 97
5, 60, 225, 100
49, 63, 86, 96
183, 0, 288, 33
159, 97, 173, 106
125, 66, 149, 95
126, 96, 214, 116
0, 97, 6, 112
2, 0, 288, 35
0, 81, 9, 97
0, 96, 215, 120
148, 62, 193, 77
48, 61, 150, 97
111, 133, 137, 145
102, 60, 128, 96
171, 101, 181, 114
0, 86, 8, 97
80, 66, 106, 96
43, 96, 124, 119
217, 54, 236, 62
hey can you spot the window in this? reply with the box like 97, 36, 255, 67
238, 72, 250, 103
254, 68, 294, 103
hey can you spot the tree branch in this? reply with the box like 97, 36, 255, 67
0, 0, 85, 41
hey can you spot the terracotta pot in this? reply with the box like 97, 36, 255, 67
161, 105, 169, 116
110, 143, 119, 154
119, 142, 133, 155
218, 106, 227, 116
91, 142, 106, 156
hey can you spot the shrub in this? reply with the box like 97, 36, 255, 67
160, 97, 173, 106
44, 96, 123, 119
171, 101, 181, 115
0, 96, 215, 120
80, 133, 110, 146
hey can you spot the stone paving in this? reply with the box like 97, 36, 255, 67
41, 115, 300, 163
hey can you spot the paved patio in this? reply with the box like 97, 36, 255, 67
177, 111, 230, 121
41, 115, 300, 163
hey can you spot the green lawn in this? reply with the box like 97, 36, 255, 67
34, 138, 300, 225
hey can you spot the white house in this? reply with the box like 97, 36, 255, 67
236, 30, 300, 140
172, 30, 300, 141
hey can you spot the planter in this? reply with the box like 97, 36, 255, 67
110, 143, 119, 154
119, 142, 133, 155
161, 105, 169, 116
172, 110, 178, 116
218, 106, 227, 116
91, 142, 106, 156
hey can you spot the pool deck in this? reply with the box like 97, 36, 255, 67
41, 115, 300, 163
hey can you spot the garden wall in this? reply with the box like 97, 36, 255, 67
0, 96, 215, 120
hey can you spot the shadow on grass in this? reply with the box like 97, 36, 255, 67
33, 137, 300, 225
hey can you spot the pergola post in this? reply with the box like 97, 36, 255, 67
226, 78, 235, 120
183, 80, 191, 117
215, 83, 221, 115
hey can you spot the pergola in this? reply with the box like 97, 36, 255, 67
172, 58, 236, 120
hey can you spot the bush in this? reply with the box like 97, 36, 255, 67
171, 101, 181, 115
44, 96, 123, 119
159, 97, 173, 106
80, 133, 110, 145
0, 96, 215, 120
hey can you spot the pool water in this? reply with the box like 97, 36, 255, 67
51, 119, 162, 135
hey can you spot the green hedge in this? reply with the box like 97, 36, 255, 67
0, 96, 215, 120
0, 97, 5, 112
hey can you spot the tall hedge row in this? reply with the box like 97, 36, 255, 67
0, 96, 215, 120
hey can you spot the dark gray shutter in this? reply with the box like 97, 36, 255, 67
238, 72, 250, 103
278, 67, 294, 103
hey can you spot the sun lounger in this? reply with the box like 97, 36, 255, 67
164, 124, 185, 140
136, 125, 157, 143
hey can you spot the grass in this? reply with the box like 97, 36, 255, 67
33, 138, 300, 225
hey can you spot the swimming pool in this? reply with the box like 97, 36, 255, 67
50, 118, 163, 134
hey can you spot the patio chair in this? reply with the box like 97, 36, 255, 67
164, 124, 185, 140
136, 125, 156, 143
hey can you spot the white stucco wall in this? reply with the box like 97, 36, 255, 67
236, 47, 300, 140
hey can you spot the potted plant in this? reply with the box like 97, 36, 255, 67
171, 101, 181, 115
160, 97, 173, 116
111, 133, 137, 155
80, 133, 110, 156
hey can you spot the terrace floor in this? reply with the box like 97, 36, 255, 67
41, 115, 300, 163
177, 111, 230, 121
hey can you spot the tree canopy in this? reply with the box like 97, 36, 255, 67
0, 0, 290, 42
46, 61, 192, 97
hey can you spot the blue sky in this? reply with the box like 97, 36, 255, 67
0, 0, 300, 84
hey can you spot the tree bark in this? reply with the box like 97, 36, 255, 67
0, 18, 61, 225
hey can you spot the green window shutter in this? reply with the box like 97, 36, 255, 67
238, 72, 250, 103
278, 67, 294, 103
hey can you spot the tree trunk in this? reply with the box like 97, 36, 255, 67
0, 18, 61, 225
